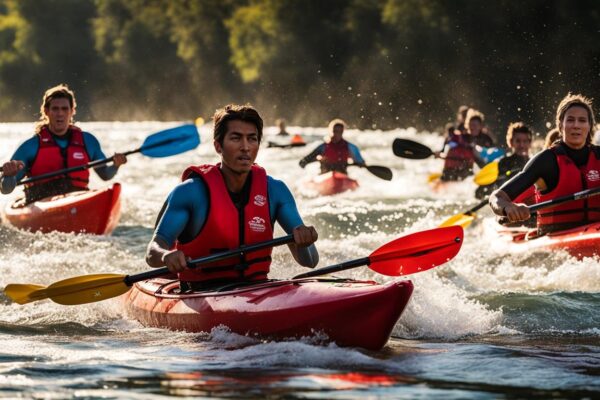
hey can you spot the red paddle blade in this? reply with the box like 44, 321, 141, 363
369, 226, 463, 276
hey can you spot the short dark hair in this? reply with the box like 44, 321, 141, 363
506, 122, 532, 146
213, 104, 263, 145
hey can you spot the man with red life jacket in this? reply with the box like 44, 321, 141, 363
146, 104, 319, 292
1, 84, 126, 203
298, 119, 365, 174
476, 122, 534, 200
490, 94, 600, 235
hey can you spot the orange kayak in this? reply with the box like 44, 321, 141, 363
305, 171, 359, 196
492, 221, 600, 259
124, 277, 413, 350
2, 183, 121, 234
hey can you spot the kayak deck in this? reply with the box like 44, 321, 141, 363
2, 183, 121, 234
490, 220, 600, 259
304, 171, 359, 196
124, 277, 413, 350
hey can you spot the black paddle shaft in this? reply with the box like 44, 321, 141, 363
528, 186, 600, 213
124, 235, 295, 285
16, 135, 186, 186
292, 257, 370, 279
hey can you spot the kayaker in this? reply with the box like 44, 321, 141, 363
475, 122, 533, 200
0, 84, 127, 204
146, 104, 319, 292
276, 118, 289, 136
543, 127, 560, 149
298, 118, 365, 174
437, 109, 492, 181
489, 93, 599, 235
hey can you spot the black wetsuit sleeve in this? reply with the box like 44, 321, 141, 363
499, 149, 559, 200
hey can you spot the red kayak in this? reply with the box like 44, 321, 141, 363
305, 171, 359, 196
124, 277, 413, 350
490, 221, 600, 259
2, 183, 121, 234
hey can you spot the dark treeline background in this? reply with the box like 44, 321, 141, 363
0, 0, 598, 137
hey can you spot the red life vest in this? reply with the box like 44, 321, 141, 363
535, 145, 600, 231
443, 132, 475, 175
28, 126, 90, 189
176, 164, 273, 283
514, 186, 535, 205
322, 139, 350, 168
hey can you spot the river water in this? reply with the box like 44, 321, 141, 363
0, 122, 598, 399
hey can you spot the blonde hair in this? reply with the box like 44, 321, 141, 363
36, 84, 77, 134
555, 93, 596, 145
328, 118, 347, 133
465, 108, 484, 129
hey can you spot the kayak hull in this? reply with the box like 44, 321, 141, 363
491, 220, 600, 259
305, 171, 359, 196
2, 183, 121, 235
124, 278, 413, 350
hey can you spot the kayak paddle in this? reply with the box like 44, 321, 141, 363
293, 226, 463, 279
5, 235, 294, 306
473, 162, 522, 186
16, 124, 200, 186
267, 141, 307, 149
473, 161, 499, 186
526, 186, 600, 214
348, 164, 393, 181
392, 138, 434, 159
439, 198, 489, 228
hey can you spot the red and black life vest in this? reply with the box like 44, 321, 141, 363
443, 132, 475, 177
535, 145, 600, 232
321, 139, 350, 173
176, 164, 273, 283
27, 126, 90, 190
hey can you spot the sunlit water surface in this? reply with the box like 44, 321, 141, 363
0, 122, 598, 398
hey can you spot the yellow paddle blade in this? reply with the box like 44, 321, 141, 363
45, 274, 129, 305
474, 161, 499, 186
439, 213, 476, 229
428, 173, 442, 183
5, 274, 129, 306
4, 283, 48, 305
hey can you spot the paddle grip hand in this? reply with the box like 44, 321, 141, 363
112, 153, 128, 167
1, 160, 24, 177
502, 203, 531, 223
293, 225, 318, 247
161, 249, 190, 273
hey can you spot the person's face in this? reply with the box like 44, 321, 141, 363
468, 119, 482, 136
510, 132, 531, 157
561, 106, 591, 150
44, 98, 74, 136
214, 120, 259, 174
331, 124, 344, 142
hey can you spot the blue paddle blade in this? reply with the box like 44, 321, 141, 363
140, 124, 200, 157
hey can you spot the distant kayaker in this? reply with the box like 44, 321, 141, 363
298, 118, 365, 174
436, 108, 494, 181
543, 127, 560, 149
475, 122, 533, 200
146, 104, 319, 292
0, 84, 127, 203
490, 93, 599, 235
276, 118, 289, 136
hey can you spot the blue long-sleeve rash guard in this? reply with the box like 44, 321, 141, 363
154, 175, 319, 268
1, 131, 119, 194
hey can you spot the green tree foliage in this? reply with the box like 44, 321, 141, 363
0, 0, 598, 134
